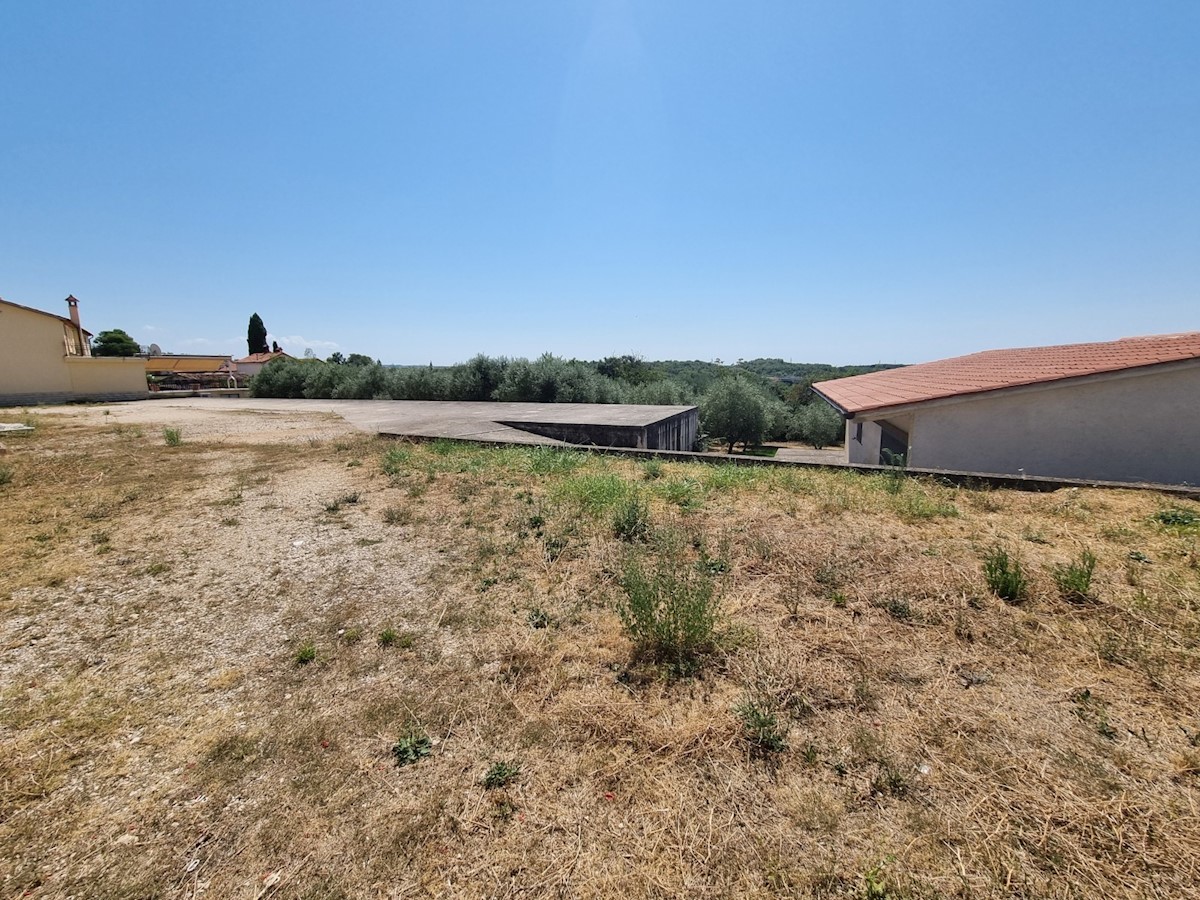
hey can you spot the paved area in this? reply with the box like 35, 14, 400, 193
55, 397, 697, 445
774, 446, 843, 465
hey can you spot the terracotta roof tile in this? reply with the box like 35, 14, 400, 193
236, 351, 291, 364
813, 332, 1200, 415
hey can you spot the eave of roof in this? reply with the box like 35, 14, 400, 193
813, 332, 1200, 416
0, 297, 93, 335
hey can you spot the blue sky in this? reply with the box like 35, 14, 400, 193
2, 1, 1197, 365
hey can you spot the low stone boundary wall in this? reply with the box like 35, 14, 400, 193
0, 391, 148, 407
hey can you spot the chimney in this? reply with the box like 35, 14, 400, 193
64, 295, 88, 356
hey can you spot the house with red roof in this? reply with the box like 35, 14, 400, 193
812, 332, 1200, 486
234, 350, 293, 378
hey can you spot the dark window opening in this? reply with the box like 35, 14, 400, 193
878, 421, 908, 466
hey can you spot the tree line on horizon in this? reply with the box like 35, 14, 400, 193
248, 353, 887, 450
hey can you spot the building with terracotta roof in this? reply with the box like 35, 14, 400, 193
0, 296, 147, 406
812, 332, 1200, 486
234, 350, 293, 378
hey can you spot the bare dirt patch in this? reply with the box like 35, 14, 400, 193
2, 412, 1199, 898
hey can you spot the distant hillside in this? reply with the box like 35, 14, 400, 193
732, 358, 904, 383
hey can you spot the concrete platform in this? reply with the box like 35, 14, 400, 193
103, 398, 699, 449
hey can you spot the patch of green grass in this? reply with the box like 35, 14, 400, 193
140, 561, 170, 576
392, 730, 433, 767
741, 446, 777, 458
982, 545, 1028, 603
641, 459, 664, 480
526, 446, 586, 476
891, 486, 958, 521
378, 628, 415, 649
656, 477, 703, 512
735, 697, 788, 754
1052, 549, 1098, 603
294, 642, 317, 666
612, 495, 651, 543
481, 760, 522, 789
554, 473, 630, 515
381, 446, 412, 476
1155, 507, 1199, 529
162, 426, 183, 446
0, 465, 12, 487
703, 464, 762, 492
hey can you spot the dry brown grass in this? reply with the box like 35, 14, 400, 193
2, 412, 1199, 898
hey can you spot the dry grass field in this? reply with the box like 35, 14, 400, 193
2, 407, 1199, 899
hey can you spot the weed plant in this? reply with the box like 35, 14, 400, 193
880, 449, 907, 494
612, 496, 651, 543
983, 546, 1028, 603
1052, 549, 1098, 602
735, 698, 788, 754
163, 427, 183, 447
616, 547, 720, 675
0, 466, 12, 486
392, 731, 433, 767
382, 505, 411, 525
1155, 507, 1199, 528
294, 642, 317, 666
482, 761, 522, 789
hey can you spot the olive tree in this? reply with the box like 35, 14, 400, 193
700, 378, 768, 453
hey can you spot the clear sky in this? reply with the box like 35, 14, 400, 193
2, 1, 1197, 365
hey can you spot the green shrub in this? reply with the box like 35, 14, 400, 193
0, 466, 12, 487
1052, 549, 1097, 602
163, 427, 183, 447
983, 546, 1028, 603
616, 552, 720, 675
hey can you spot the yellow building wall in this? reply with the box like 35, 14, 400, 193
66, 358, 148, 396
0, 304, 74, 394
1, 302, 147, 404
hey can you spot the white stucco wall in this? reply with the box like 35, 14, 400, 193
886, 362, 1200, 485
846, 419, 882, 465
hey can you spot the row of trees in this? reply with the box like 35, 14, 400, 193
248, 354, 845, 449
